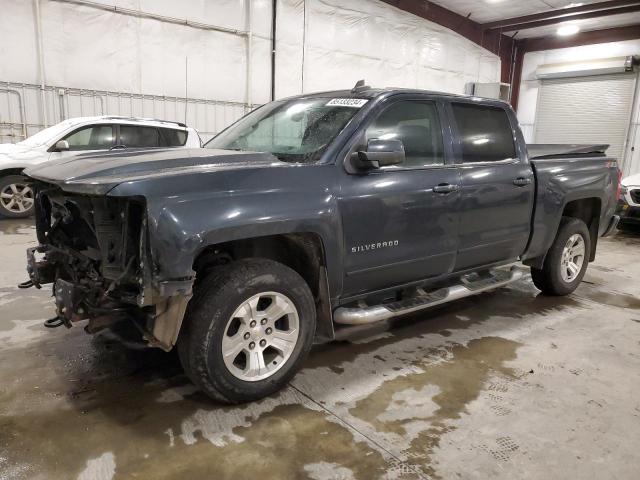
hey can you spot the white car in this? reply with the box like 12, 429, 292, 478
0, 116, 201, 218
617, 173, 640, 230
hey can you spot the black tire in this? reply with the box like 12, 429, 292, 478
531, 217, 591, 296
178, 258, 316, 404
0, 174, 34, 219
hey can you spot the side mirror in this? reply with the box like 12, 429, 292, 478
350, 139, 405, 170
54, 140, 70, 151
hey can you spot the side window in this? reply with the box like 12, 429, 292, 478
451, 103, 516, 163
62, 125, 114, 151
159, 128, 188, 147
120, 126, 160, 148
366, 101, 444, 168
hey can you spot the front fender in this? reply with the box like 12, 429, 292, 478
130, 164, 343, 297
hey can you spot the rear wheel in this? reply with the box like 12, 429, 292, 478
0, 175, 34, 218
531, 217, 591, 296
178, 258, 316, 404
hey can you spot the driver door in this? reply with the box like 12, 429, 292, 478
339, 98, 461, 297
49, 124, 116, 161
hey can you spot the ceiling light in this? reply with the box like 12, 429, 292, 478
557, 24, 580, 36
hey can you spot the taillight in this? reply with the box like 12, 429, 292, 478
616, 169, 622, 199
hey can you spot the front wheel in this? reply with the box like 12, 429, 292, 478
178, 258, 316, 404
0, 175, 35, 218
531, 217, 591, 296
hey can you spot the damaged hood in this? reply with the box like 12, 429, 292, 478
24, 148, 287, 194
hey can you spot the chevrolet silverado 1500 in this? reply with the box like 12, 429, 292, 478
22, 86, 620, 403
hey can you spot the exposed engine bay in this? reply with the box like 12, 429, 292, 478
24, 182, 191, 350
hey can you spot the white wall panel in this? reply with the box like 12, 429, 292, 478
0, 0, 501, 143
276, 0, 500, 97
0, 1, 40, 84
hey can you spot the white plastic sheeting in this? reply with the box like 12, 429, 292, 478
0, 0, 500, 142
275, 0, 500, 98
0, 0, 272, 103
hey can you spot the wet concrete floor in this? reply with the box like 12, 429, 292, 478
0, 219, 639, 479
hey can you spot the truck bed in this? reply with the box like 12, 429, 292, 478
525, 151, 618, 268
528, 144, 609, 159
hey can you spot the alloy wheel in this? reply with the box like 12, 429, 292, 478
221, 291, 300, 382
0, 183, 34, 214
560, 233, 585, 283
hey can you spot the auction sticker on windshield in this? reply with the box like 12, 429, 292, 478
325, 98, 368, 108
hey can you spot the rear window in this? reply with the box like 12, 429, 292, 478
159, 128, 188, 147
120, 126, 160, 148
451, 103, 516, 163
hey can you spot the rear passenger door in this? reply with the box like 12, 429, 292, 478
117, 125, 189, 149
448, 101, 534, 271
118, 125, 162, 148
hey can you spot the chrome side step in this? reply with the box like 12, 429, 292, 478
333, 266, 526, 326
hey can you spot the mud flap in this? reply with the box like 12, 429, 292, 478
149, 294, 193, 351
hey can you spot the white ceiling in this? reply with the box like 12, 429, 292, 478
504, 11, 640, 38
428, 0, 640, 39
429, 0, 607, 24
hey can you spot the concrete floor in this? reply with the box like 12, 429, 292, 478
1, 220, 639, 480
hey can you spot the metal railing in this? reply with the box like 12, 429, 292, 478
0, 81, 255, 144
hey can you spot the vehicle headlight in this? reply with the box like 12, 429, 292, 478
620, 185, 628, 197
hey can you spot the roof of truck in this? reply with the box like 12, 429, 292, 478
283, 87, 510, 106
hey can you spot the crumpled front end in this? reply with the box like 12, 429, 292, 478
24, 181, 192, 350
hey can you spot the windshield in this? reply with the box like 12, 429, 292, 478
18, 119, 79, 148
205, 97, 368, 163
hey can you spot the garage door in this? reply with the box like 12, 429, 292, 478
534, 73, 637, 163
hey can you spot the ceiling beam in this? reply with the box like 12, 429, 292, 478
379, 0, 485, 46
483, 0, 640, 30
379, 0, 515, 83
519, 23, 640, 52
499, 4, 640, 32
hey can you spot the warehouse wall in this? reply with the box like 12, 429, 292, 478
517, 39, 640, 176
0, 0, 501, 143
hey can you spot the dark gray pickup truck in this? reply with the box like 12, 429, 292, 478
23, 86, 620, 403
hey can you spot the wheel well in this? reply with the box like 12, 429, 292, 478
0, 168, 25, 179
192, 233, 334, 341
193, 233, 324, 294
562, 198, 601, 261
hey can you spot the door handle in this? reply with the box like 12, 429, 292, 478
432, 183, 459, 194
513, 177, 532, 186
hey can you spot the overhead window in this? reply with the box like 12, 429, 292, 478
366, 101, 444, 168
452, 103, 516, 163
